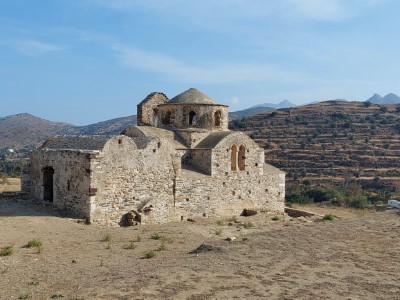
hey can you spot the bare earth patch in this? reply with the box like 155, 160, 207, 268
0, 197, 399, 300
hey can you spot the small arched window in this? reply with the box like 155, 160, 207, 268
231, 144, 237, 171
238, 145, 246, 171
214, 111, 221, 127
189, 111, 197, 126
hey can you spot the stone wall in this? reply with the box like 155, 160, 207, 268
27, 149, 93, 218
137, 92, 168, 126
174, 164, 285, 220
175, 129, 210, 148
157, 103, 229, 131
24, 125, 285, 226
89, 135, 179, 225
211, 132, 264, 177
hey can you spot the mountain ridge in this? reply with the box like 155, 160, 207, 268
366, 93, 400, 104
0, 113, 136, 150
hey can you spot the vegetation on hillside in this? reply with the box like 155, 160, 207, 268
286, 181, 391, 208
230, 101, 400, 197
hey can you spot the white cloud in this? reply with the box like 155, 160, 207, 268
112, 44, 302, 84
3, 39, 63, 56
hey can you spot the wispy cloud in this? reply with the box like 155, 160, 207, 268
3, 39, 63, 56
112, 44, 302, 84
86, 0, 383, 22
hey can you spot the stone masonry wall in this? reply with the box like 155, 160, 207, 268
28, 150, 92, 218
137, 92, 168, 126
174, 166, 285, 220
157, 104, 229, 131
90, 135, 179, 225
211, 132, 264, 177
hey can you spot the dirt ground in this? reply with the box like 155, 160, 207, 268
1, 184, 400, 299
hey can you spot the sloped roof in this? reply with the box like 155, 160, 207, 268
122, 126, 187, 148
138, 92, 168, 105
168, 88, 217, 105
40, 135, 112, 150
194, 131, 233, 149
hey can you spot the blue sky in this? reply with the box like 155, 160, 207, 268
1, 0, 400, 125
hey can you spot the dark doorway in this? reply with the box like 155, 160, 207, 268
43, 167, 54, 202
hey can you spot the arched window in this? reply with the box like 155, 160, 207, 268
189, 111, 197, 126
238, 145, 246, 171
214, 111, 221, 127
231, 144, 237, 171
163, 110, 171, 125
152, 109, 158, 127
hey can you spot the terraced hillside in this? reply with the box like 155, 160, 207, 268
232, 101, 400, 193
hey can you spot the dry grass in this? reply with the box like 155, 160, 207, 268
0, 178, 21, 192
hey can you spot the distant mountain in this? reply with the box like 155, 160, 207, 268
0, 113, 136, 150
250, 99, 296, 109
366, 93, 400, 104
73, 115, 137, 135
229, 106, 275, 120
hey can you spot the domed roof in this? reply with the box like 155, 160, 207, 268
168, 88, 217, 104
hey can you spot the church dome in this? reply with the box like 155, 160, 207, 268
168, 88, 217, 104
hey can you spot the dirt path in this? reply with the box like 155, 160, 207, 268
1, 197, 400, 300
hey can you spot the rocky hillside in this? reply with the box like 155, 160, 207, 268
0, 113, 136, 150
232, 101, 400, 192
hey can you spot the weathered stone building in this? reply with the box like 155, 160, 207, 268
22, 88, 285, 225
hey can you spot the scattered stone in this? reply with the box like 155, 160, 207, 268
241, 209, 257, 217
225, 237, 236, 241
187, 218, 195, 222
188, 244, 223, 254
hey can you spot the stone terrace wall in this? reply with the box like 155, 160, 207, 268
28, 150, 92, 218
90, 135, 180, 225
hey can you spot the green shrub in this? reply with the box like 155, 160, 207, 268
102, 234, 112, 242
243, 222, 254, 229
229, 216, 239, 223
216, 220, 224, 226
150, 233, 163, 240
214, 228, 223, 235
0, 245, 13, 256
346, 196, 369, 208
157, 242, 167, 251
271, 216, 280, 221
124, 242, 137, 250
19, 293, 32, 299
27, 239, 42, 248
323, 213, 335, 221
143, 250, 156, 259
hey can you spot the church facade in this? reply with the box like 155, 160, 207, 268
22, 88, 285, 225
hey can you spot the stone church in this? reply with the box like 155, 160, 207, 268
22, 88, 285, 225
